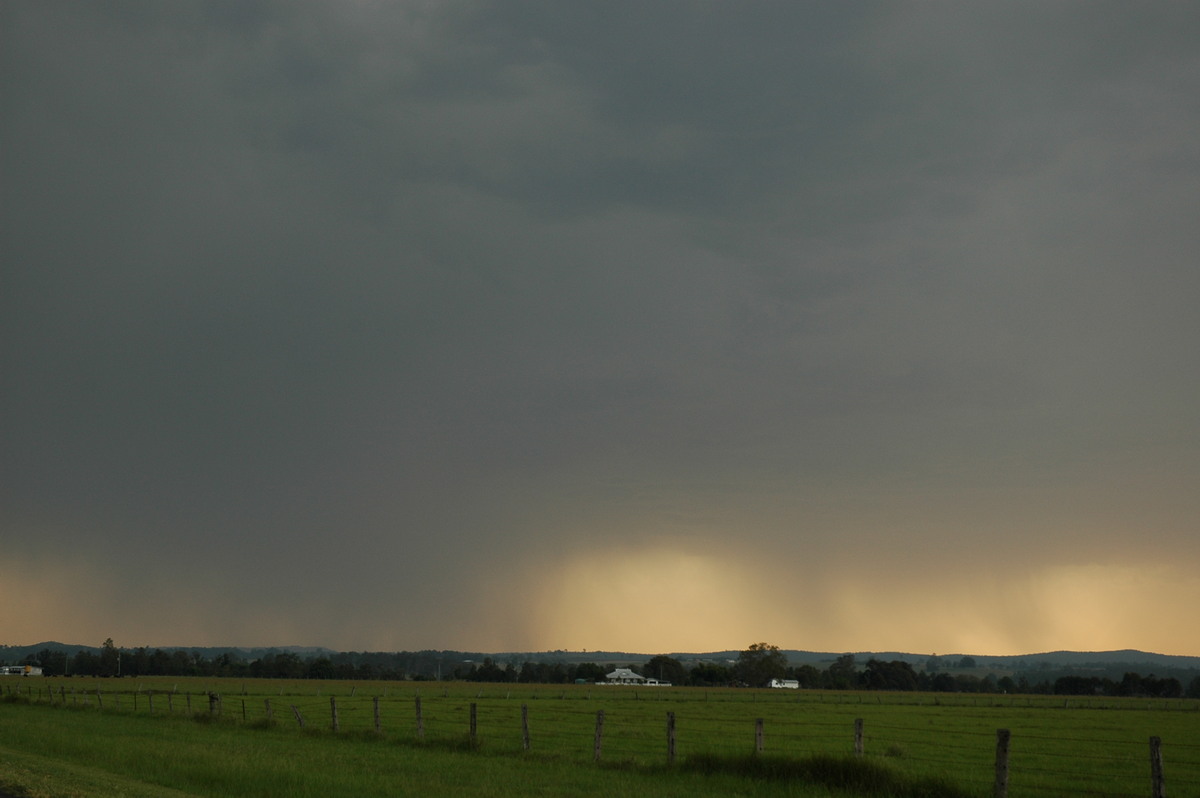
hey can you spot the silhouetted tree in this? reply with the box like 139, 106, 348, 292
570, 663, 606, 683
128, 647, 150, 677
931, 672, 957, 692
644, 655, 687, 685
149, 649, 172, 675
862, 659, 918, 691
70, 649, 99, 676
735, 643, 788, 687
790, 663, 822, 688
99, 638, 119, 677
1054, 675, 1106, 695
464, 657, 510, 682
826, 654, 858, 689
307, 657, 335, 679
690, 661, 732, 687
34, 648, 68, 677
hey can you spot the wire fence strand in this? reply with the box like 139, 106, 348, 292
5, 679, 1197, 796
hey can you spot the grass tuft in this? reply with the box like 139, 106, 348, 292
681, 752, 973, 798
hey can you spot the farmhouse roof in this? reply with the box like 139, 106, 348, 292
605, 667, 645, 682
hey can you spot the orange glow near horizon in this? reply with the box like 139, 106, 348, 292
510, 546, 794, 653
496, 548, 1200, 656
3, 550, 1198, 656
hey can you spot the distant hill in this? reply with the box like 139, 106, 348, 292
0, 641, 337, 663
497, 648, 1200, 671
779, 649, 1200, 670
3, 642, 1197, 674
997, 649, 1200, 668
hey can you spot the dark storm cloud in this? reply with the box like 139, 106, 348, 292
3, 1, 1198, 652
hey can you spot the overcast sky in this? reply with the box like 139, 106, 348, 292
3, 1, 1198, 657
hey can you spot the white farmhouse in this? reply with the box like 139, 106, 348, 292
604, 667, 646, 684
601, 667, 670, 686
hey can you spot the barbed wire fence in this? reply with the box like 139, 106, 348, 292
5, 680, 1197, 797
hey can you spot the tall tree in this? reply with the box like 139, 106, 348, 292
863, 659, 918, 691
689, 662, 732, 687
570, 663, 607, 683
70, 649, 99, 676
735, 642, 788, 687
35, 648, 67, 677
99, 638, 119, 677
827, 654, 858, 689
644, 655, 687, 685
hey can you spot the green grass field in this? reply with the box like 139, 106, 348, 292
2, 678, 1197, 797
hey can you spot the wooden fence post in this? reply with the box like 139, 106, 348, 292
208, 693, 220, 716
854, 718, 864, 756
264, 698, 273, 723
331, 696, 339, 732
241, 699, 246, 723
186, 693, 191, 713
415, 695, 424, 740
95, 689, 103, 709
994, 729, 1011, 798
469, 703, 477, 745
167, 693, 174, 714
291, 705, 305, 728
522, 705, 531, 751
374, 696, 381, 733
1150, 736, 1165, 798
148, 691, 154, 715
593, 710, 605, 762
755, 718, 764, 754
667, 711, 676, 764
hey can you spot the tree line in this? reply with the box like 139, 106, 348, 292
20, 641, 452, 681
1052, 672, 1186, 698
726, 644, 1196, 697
460, 644, 1198, 697
11, 640, 1199, 698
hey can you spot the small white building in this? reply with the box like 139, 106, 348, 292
0, 665, 43, 677
769, 678, 799, 689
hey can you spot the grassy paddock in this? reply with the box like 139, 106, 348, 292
3, 679, 1198, 797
